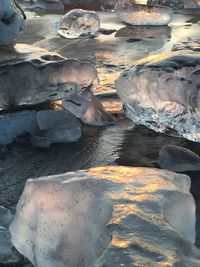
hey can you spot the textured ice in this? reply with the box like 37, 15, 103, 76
62, 87, 114, 126
159, 145, 200, 172
115, 51, 200, 143
148, 0, 200, 9
0, 206, 14, 228
56, 9, 100, 39
0, 0, 24, 46
115, 4, 173, 26
10, 166, 200, 267
0, 50, 98, 109
0, 110, 81, 146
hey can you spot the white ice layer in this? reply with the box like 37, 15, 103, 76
10, 166, 200, 267
115, 4, 173, 26
56, 9, 100, 39
115, 51, 200, 143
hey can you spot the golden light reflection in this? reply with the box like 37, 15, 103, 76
111, 238, 130, 249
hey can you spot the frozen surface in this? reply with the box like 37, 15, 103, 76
0, 109, 81, 146
10, 166, 199, 266
0, 46, 98, 109
115, 4, 173, 26
56, 9, 100, 39
159, 145, 200, 172
148, 0, 200, 9
62, 87, 114, 126
0, 0, 24, 46
115, 51, 200, 142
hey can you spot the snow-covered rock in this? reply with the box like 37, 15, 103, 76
147, 0, 200, 9
159, 145, 200, 172
62, 87, 114, 126
115, 51, 200, 143
10, 166, 200, 267
56, 9, 100, 39
0, 0, 25, 46
0, 49, 98, 109
115, 3, 173, 26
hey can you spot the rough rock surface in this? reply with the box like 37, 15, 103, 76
10, 166, 200, 267
115, 51, 200, 143
115, 4, 173, 26
56, 9, 100, 39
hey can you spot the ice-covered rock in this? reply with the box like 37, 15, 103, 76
159, 145, 200, 172
0, 50, 98, 109
56, 9, 100, 39
10, 166, 200, 267
0, 206, 14, 228
115, 3, 173, 26
0, 0, 25, 46
115, 51, 200, 143
62, 86, 115, 126
0, 226, 23, 265
147, 0, 200, 9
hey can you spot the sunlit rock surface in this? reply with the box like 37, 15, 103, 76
0, 0, 24, 46
0, 47, 98, 109
115, 51, 200, 143
148, 0, 200, 9
159, 145, 200, 172
10, 166, 199, 267
56, 9, 100, 39
115, 4, 173, 26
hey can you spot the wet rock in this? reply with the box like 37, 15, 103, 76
56, 9, 100, 39
115, 4, 173, 26
10, 166, 199, 267
159, 145, 200, 172
0, 206, 14, 228
115, 51, 200, 143
0, 0, 25, 46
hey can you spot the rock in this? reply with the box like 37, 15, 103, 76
0, 49, 98, 109
115, 3, 173, 26
0, 0, 25, 46
10, 166, 200, 267
115, 51, 200, 143
147, 0, 200, 9
30, 130, 51, 148
62, 86, 115, 126
159, 145, 200, 172
0, 206, 14, 228
56, 9, 100, 39
0, 226, 23, 265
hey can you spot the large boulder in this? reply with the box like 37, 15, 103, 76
115, 51, 200, 143
10, 166, 200, 267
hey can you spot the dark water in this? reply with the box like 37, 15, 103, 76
1, 118, 200, 246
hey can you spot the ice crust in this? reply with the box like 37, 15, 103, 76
0, 50, 98, 109
10, 166, 200, 267
0, 0, 24, 46
115, 51, 200, 143
115, 4, 173, 26
56, 9, 100, 39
